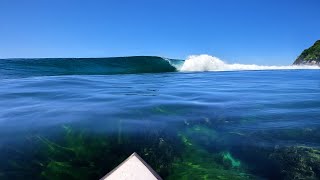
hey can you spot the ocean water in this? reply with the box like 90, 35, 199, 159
0, 55, 320, 179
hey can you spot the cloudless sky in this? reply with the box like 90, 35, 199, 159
1, 0, 320, 65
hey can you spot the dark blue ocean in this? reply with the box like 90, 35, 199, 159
1, 56, 320, 179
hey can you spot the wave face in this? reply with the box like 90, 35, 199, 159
0, 56, 181, 78
180, 54, 320, 72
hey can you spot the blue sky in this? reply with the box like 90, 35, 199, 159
1, 0, 320, 65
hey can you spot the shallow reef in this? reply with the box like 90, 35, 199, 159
270, 146, 320, 180
1, 125, 183, 180
167, 123, 255, 180
2, 123, 320, 180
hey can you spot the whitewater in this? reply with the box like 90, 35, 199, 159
179, 54, 320, 72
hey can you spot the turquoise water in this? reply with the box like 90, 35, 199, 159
1, 57, 320, 179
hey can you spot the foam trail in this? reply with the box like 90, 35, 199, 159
180, 54, 320, 72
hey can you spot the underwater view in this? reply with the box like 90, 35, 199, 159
1, 55, 320, 179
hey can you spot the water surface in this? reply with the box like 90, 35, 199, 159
1, 57, 320, 179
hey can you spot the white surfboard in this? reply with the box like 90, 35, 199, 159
100, 152, 162, 180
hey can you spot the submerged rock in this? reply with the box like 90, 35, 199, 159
293, 40, 320, 65
270, 146, 320, 180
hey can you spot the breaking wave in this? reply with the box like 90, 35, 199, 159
179, 54, 320, 72
1, 55, 319, 78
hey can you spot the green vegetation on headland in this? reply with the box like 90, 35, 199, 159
293, 40, 320, 65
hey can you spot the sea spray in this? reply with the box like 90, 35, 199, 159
180, 54, 320, 72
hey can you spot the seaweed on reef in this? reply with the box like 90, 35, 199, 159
270, 146, 320, 180
37, 126, 113, 180
172, 122, 320, 180
181, 119, 220, 147
6, 121, 307, 180
0, 136, 49, 180
1, 124, 187, 180
167, 124, 255, 180
127, 130, 184, 177
220, 152, 241, 169
37, 125, 185, 179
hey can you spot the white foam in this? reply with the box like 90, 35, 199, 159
180, 54, 320, 72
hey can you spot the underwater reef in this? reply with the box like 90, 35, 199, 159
1, 126, 183, 180
1, 122, 254, 180
2, 122, 320, 180
270, 146, 320, 180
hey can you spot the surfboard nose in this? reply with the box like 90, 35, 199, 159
100, 152, 162, 180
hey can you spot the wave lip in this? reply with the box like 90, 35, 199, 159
180, 54, 320, 72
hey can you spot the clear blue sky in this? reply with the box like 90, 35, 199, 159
1, 0, 320, 65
